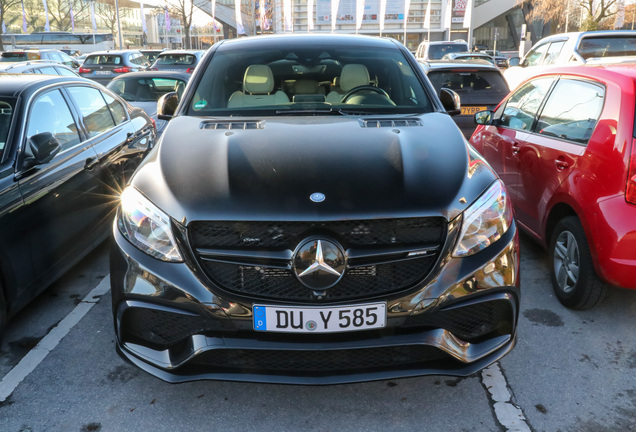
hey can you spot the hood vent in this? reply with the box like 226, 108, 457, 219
360, 119, 423, 128
200, 120, 265, 130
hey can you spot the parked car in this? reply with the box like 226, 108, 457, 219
415, 40, 470, 60
0, 49, 80, 69
420, 60, 510, 138
480, 50, 510, 69
0, 74, 156, 341
106, 71, 190, 135
441, 52, 496, 65
0, 60, 79, 76
148, 50, 205, 73
504, 30, 636, 89
111, 34, 520, 384
471, 64, 636, 309
78, 50, 147, 84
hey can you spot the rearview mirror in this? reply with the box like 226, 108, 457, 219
440, 88, 461, 116
157, 92, 179, 121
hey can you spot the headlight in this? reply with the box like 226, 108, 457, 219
453, 180, 513, 257
118, 186, 183, 262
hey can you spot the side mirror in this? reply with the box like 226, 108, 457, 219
440, 88, 461, 116
508, 57, 520, 67
157, 91, 179, 121
474, 110, 494, 125
23, 132, 61, 169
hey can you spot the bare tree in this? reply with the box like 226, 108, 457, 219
520, 0, 619, 31
47, 0, 89, 31
0, 0, 24, 49
169, 0, 193, 48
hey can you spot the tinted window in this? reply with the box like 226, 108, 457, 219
428, 70, 509, 95
38, 66, 60, 75
26, 90, 80, 151
534, 79, 604, 144
107, 77, 187, 101
128, 53, 145, 66
67, 86, 116, 136
102, 92, 128, 124
500, 78, 554, 131
56, 67, 78, 77
1, 52, 29, 62
157, 54, 197, 65
578, 36, 636, 59
0, 99, 14, 157
427, 43, 469, 60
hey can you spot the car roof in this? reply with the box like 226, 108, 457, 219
86, 50, 142, 56
419, 59, 500, 71
0, 61, 74, 72
0, 74, 92, 97
109, 71, 192, 80
216, 34, 402, 51
532, 62, 636, 79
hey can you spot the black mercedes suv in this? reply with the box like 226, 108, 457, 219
110, 34, 520, 384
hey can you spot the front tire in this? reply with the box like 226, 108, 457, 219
549, 216, 607, 310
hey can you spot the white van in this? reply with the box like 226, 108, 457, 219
504, 30, 636, 89
415, 40, 469, 61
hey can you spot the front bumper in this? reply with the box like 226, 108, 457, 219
110, 219, 520, 384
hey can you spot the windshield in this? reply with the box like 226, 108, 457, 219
0, 99, 15, 159
108, 77, 188, 102
428, 43, 469, 60
188, 42, 433, 116
578, 36, 636, 59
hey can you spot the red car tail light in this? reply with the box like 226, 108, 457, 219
113, 66, 132, 73
627, 138, 636, 204
186, 67, 195, 73
78, 67, 91, 74
149, 67, 158, 71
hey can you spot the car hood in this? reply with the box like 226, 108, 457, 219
131, 113, 497, 223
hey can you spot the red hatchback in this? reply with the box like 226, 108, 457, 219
470, 64, 636, 309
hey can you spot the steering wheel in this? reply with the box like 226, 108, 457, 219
341, 85, 390, 103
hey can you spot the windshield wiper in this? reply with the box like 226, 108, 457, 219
274, 109, 343, 116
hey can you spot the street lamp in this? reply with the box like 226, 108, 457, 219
114, 0, 124, 49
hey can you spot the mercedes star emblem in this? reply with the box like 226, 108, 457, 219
293, 238, 346, 290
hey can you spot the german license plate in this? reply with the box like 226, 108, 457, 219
95, 71, 110, 75
461, 106, 487, 115
253, 302, 386, 333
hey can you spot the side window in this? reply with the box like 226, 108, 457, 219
38, 66, 60, 75
56, 67, 77, 77
102, 91, 128, 125
544, 41, 565, 65
66, 86, 116, 137
521, 43, 549, 67
26, 89, 81, 151
500, 78, 554, 131
129, 53, 144, 66
534, 79, 604, 144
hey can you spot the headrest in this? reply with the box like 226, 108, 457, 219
294, 79, 319, 94
243, 65, 275, 95
339, 64, 370, 92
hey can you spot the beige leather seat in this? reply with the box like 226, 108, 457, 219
227, 65, 289, 108
326, 64, 370, 104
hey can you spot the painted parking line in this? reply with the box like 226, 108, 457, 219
0, 277, 110, 403
481, 363, 531, 432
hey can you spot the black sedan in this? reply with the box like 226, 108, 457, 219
111, 34, 519, 384
420, 60, 510, 138
0, 74, 156, 340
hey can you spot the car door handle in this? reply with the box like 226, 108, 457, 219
554, 159, 569, 170
85, 157, 98, 170
511, 145, 520, 155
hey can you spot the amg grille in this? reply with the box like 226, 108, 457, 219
190, 345, 449, 373
188, 218, 446, 303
